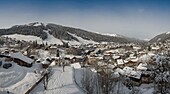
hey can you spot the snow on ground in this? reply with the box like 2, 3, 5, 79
68, 32, 98, 45
95, 32, 119, 37
166, 32, 170, 34
2, 30, 63, 45
38, 49, 51, 58
2, 30, 100, 45
43, 30, 63, 45
103, 33, 118, 37
71, 63, 81, 69
2, 34, 43, 44
33, 23, 43, 26
0, 62, 26, 88
63, 40, 81, 46
31, 66, 83, 94
0, 62, 42, 94
7, 72, 41, 94
137, 84, 154, 94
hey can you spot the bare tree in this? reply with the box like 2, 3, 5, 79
153, 55, 170, 94
81, 68, 96, 94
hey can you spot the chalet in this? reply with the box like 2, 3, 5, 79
112, 55, 121, 60
136, 63, 147, 71
103, 54, 113, 61
51, 57, 60, 66
124, 60, 138, 67
71, 56, 84, 63
141, 71, 153, 84
116, 59, 125, 67
9, 52, 34, 67
41, 58, 52, 68
48, 45, 58, 56
0, 54, 11, 61
123, 66, 142, 86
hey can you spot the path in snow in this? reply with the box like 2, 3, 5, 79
31, 66, 83, 94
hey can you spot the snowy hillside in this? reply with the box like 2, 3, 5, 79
1, 31, 98, 45
67, 32, 98, 45
0, 22, 142, 44
95, 32, 119, 37
43, 30, 63, 45
2, 30, 63, 45
2, 34, 43, 44
150, 31, 170, 42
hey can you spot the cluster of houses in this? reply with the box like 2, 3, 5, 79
1, 36, 170, 87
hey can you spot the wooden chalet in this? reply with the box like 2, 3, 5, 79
10, 52, 34, 67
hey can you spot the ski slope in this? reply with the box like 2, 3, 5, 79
2, 30, 63, 45
68, 32, 98, 45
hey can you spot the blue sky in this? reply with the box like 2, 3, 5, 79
0, 0, 170, 39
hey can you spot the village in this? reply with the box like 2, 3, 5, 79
0, 36, 170, 94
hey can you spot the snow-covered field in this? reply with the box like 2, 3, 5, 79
2, 30, 63, 45
2, 34, 43, 44
31, 66, 83, 94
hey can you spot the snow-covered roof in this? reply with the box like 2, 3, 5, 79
151, 46, 159, 50
105, 49, 119, 54
108, 64, 116, 69
123, 66, 142, 79
41, 60, 50, 64
123, 66, 134, 72
113, 55, 120, 59
64, 55, 83, 59
91, 68, 97, 72
50, 61, 56, 66
115, 68, 124, 75
49, 46, 57, 49
129, 71, 142, 79
10, 52, 33, 64
133, 46, 141, 50
117, 59, 124, 65
124, 60, 129, 63
148, 52, 155, 56
136, 63, 147, 71
130, 58, 138, 62
71, 63, 81, 69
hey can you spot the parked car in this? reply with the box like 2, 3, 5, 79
3, 63, 12, 69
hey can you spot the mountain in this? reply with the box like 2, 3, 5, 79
149, 32, 170, 43
0, 22, 143, 45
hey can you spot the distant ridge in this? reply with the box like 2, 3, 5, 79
0, 22, 144, 45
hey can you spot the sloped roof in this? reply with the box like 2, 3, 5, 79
10, 52, 33, 64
